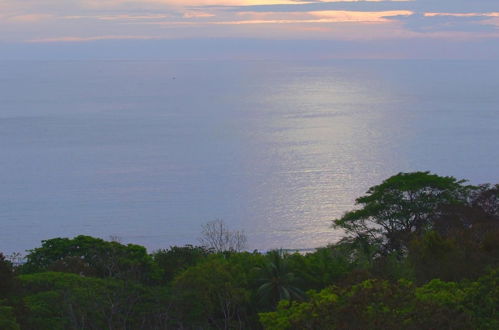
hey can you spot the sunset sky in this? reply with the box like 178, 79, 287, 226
1, 0, 498, 59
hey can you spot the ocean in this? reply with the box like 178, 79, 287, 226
1, 59, 498, 254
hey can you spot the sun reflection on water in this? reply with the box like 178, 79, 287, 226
239, 63, 412, 250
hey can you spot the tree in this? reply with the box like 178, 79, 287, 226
433, 183, 499, 236
333, 172, 468, 254
0, 255, 20, 330
260, 280, 418, 330
256, 251, 306, 309
18, 272, 170, 330
152, 245, 211, 283
0, 254, 15, 298
409, 184, 499, 283
21, 236, 159, 283
260, 278, 477, 330
0, 304, 20, 330
171, 257, 251, 329
471, 184, 499, 217
286, 246, 356, 291
199, 220, 247, 253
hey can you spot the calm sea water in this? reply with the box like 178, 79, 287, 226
1, 60, 498, 254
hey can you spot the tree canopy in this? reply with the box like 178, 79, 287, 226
21, 235, 158, 283
1, 172, 498, 329
333, 171, 469, 254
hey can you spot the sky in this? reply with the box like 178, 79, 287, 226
1, 0, 498, 59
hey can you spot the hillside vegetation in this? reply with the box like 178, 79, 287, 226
1, 172, 498, 329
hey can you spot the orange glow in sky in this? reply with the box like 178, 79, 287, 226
1, 0, 499, 44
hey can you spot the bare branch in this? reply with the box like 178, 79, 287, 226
199, 219, 247, 252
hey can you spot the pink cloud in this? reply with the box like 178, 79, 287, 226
183, 11, 215, 19
309, 10, 413, 22
7, 14, 54, 22
28, 35, 164, 43
424, 12, 499, 18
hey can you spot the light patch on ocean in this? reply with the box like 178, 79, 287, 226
0, 60, 498, 254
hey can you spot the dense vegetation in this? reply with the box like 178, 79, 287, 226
1, 172, 498, 329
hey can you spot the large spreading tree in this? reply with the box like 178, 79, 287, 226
333, 172, 469, 254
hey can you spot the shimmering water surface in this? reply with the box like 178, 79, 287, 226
1, 60, 498, 254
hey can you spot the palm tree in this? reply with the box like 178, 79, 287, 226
256, 250, 306, 308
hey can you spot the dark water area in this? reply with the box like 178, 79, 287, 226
0, 59, 498, 254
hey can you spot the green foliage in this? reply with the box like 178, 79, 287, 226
0, 254, 16, 298
22, 236, 159, 283
415, 279, 465, 306
18, 272, 170, 329
409, 185, 499, 283
260, 290, 339, 330
171, 255, 252, 329
370, 252, 415, 282
256, 251, 306, 309
463, 269, 499, 329
260, 269, 499, 330
0, 303, 20, 330
286, 246, 356, 291
260, 279, 416, 330
1, 174, 497, 329
334, 172, 467, 254
152, 245, 211, 283
409, 231, 466, 282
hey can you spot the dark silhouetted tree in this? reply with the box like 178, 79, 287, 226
334, 172, 468, 254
